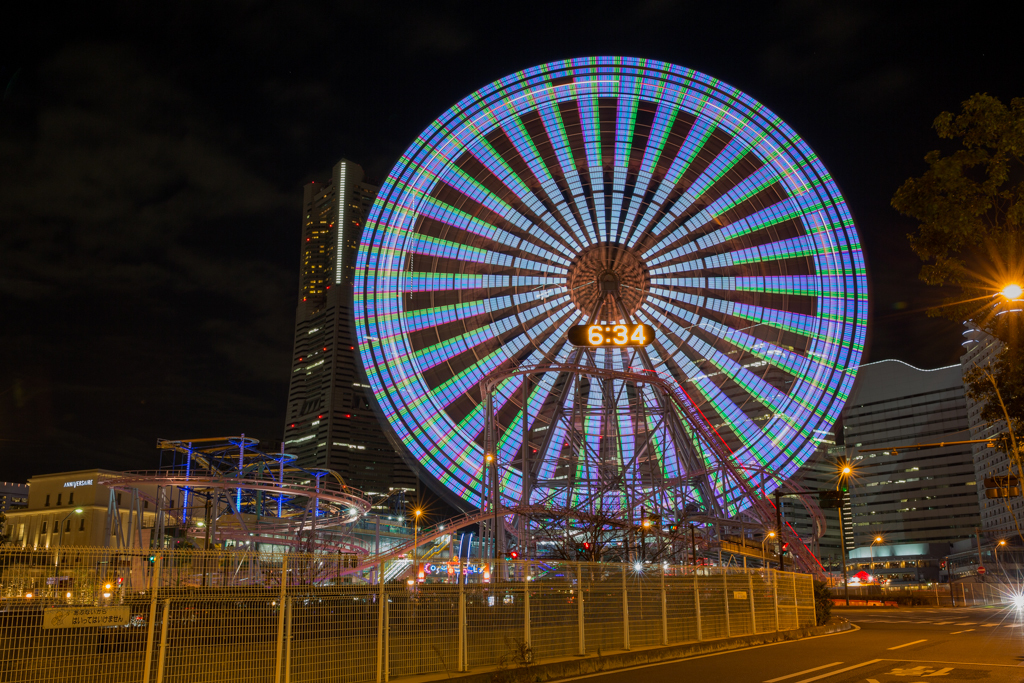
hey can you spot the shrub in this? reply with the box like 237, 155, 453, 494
813, 580, 832, 626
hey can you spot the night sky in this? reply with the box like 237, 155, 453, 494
1, 1, 1018, 483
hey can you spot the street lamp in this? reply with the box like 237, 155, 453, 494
995, 539, 1007, 569
53, 508, 84, 596
413, 509, 422, 566
870, 535, 884, 577
762, 531, 776, 565
836, 463, 853, 605
1001, 283, 1023, 300
641, 518, 651, 562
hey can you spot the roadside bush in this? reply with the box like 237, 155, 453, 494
813, 580, 832, 625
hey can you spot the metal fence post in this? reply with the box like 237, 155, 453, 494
523, 561, 531, 648
772, 570, 780, 631
154, 598, 171, 683
622, 564, 630, 650
383, 597, 390, 682
284, 596, 293, 683
458, 559, 467, 672
377, 562, 386, 683
791, 573, 798, 626
275, 555, 288, 683
577, 562, 585, 656
748, 571, 756, 634
142, 552, 161, 683
810, 575, 817, 627
660, 563, 668, 646
693, 570, 702, 641
723, 570, 731, 637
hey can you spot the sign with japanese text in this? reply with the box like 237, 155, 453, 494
43, 606, 130, 629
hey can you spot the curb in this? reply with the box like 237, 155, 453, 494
437, 621, 855, 683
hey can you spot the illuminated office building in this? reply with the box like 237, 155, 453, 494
282, 159, 416, 499
841, 360, 979, 548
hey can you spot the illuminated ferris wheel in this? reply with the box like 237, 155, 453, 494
354, 57, 866, 524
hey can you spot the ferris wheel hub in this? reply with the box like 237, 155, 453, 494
566, 242, 650, 321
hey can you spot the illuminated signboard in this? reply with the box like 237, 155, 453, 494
64, 480, 93, 488
419, 562, 490, 578
568, 324, 654, 347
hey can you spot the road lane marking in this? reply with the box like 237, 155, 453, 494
887, 639, 927, 650
932, 621, 953, 624
950, 629, 975, 634
981, 623, 998, 627
792, 659, 882, 683
763, 662, 844, 682
954, 622, 976, 625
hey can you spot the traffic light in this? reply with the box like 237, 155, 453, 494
508, 551, 519, 560
818, 488, 847, 509
147, 554, 156, 564
780, 542, 789, 555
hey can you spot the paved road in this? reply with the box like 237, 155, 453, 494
571, 606, 1024, 682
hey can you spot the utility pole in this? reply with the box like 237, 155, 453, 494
774, 489, 784, 572
975, 527, 984, 580
689, 524, 697, 568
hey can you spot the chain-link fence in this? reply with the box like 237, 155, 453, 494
0, 547, 817, 683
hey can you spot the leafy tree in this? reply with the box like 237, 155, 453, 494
893, 94, 1024, 426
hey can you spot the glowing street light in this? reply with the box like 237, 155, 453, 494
762, 531, 776, 562
870, 535, 884, 573
413, 509, 423, 565
1001, 283, 1023, 300
996, 539, 1007, 566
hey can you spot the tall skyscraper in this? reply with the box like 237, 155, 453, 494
841, 360, 979, 548
961, 324, 1023, 535
283, 159, 417, 499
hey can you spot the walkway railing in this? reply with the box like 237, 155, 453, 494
0, 547, 816, 683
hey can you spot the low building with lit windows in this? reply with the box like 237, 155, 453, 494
846, 542, 946, 586
3, 469, 160, 549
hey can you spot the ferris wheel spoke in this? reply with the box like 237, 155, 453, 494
401, 290, 561, 334
413, 194, 569, 271
532, 104, 602, 245
654, 233, 822, 275
561, 96, 607, 243
640, 140, 763, 257
651, 275, 827, 298
465, 138, 588, 252
437, 163, 579, 262
647, 286, 822, 343
608, 84, 643, 243
414, 302, 573, 381
497, 116, 595, 244
398, 272, 564, 293
643, 296, 804, 418
625, 113, 720, 251
618, 84, 692, 245
634, 308, 765, 457
641, 291, 814, 380
643, 164, 787, 263
403, 230, 566, 276
646, 195, 808, 267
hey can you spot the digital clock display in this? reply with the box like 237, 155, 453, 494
568, 324, 655, 347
